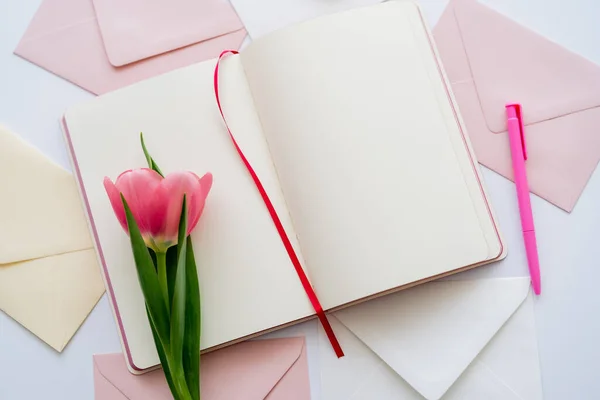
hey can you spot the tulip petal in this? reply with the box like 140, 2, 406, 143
103, 177, 128, 232
161, 172, 200, 241
148, 183, 170, 238
115, 169, 164, 237
188, 173, 213, 233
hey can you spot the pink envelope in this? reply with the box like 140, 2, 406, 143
92, 0, 244, 67
14, 0, 246, 95
434, 0, 600, 211
93, 337, 310, 400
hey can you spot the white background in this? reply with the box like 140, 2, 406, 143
1, 0, 600, 399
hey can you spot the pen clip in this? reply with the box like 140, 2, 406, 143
506, 103, 527, 160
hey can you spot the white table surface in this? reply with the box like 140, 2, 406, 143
1, 0, 599, 399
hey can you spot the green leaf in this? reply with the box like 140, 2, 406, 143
170, 196, 188, 369
182, 235, 201, 400
140, 132, 164, 177
148, 248, 158, 273
147, 306, 178, 398
122, 195, 170, 346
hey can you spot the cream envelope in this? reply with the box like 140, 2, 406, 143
0, 126, 104, 351
14, 0, 246, 95
92, 0, 244, 67
433, 0, 600, 212
319, 278, 543, 400
94, 337, 311, 399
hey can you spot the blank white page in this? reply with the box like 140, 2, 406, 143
241, 1, 491, 309
419, 5, 504, 262
64, 56, 313, 370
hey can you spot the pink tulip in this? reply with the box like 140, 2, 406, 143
103, 168, 213, 252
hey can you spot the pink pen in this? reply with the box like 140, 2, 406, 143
506, 104, 541, 295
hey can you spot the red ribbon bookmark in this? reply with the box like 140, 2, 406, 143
213, 50, 344, 358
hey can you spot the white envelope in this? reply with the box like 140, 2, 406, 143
319, 278, 543, 400
0, 126, 105, 351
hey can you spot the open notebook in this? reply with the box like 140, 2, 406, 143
62, 1, 506, 372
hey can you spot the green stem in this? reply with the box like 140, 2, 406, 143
157, 251, 170, 315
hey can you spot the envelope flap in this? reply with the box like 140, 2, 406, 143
95, 338, 305, 399
452, 0, 600, 133
201, 337, 305, 399
0, 250, 104, 352
92, 0, 244, 67
0, 126, 92, 264
94, 354, 173, 398
334, 278, 530, 400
